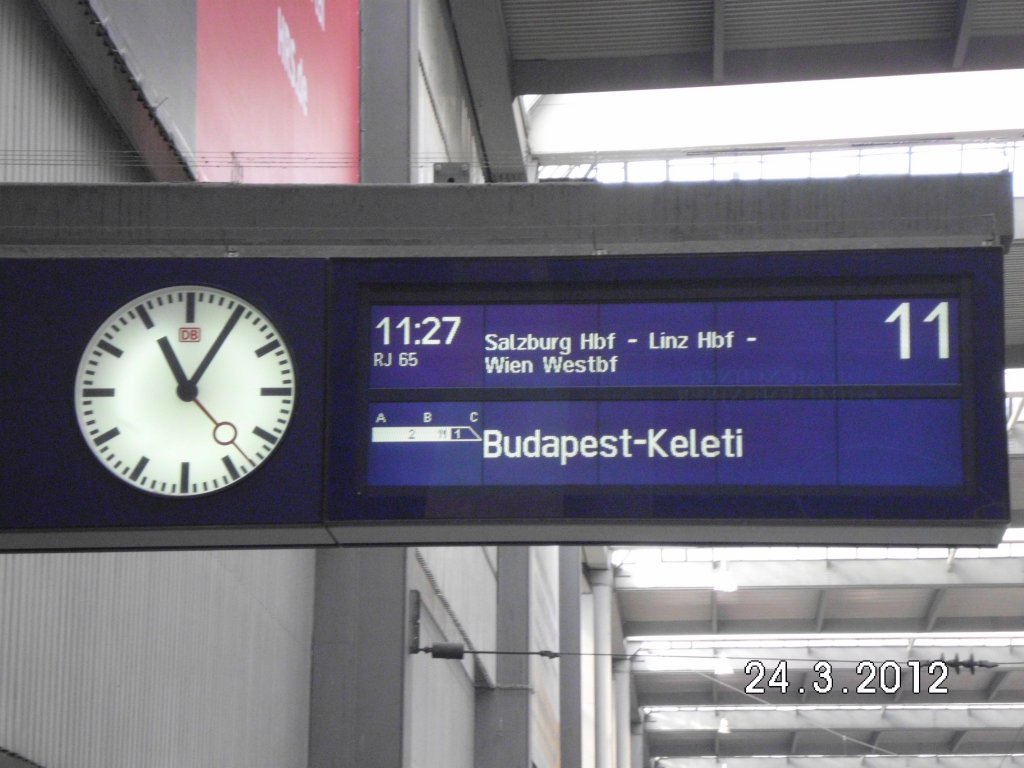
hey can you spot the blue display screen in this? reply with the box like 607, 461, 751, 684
369, 298, 960, 389
365, 296, 965, 489
368, 399, 963, 488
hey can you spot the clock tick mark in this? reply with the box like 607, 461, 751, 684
262, 387, 292, 396
255, 339, 281, 358
93, 427, 120, 446
135, 304, 154, 329
253, 426, 279, 445
82, 388, 115, 397
97, 340, 123, 358
129, 456, 149, 482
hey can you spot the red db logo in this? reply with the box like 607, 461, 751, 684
179, 327, 201, 342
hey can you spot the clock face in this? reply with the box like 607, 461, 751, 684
74, 286, 295, 497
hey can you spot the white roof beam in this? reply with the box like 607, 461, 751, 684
644, 705, 1024, 733
616, 558, 1024, 592
634, 642, 1024, 672
652, 757, 1024, 768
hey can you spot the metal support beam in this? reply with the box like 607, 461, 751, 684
712, 0, 726, 83
814, 589, 828, 633
447, 0, 527, 181
31, 0, 190, 181
923, 587, 947, 631
950, 729, 969, 753
953, 0, 976, 69
512, 36, 1024, 95
986, 670, 1012, 701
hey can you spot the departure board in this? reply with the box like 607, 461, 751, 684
366, 298, 963, 488
326, 251, 1008, 538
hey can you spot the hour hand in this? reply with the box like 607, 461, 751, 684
157, 336, 197, 402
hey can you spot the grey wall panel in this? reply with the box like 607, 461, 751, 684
413, 547, 498, 683
407, 602, 476, 768
0, 550, 315, 768
0, 0, 149, 182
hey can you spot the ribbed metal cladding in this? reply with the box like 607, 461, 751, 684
0, 0, 148, 182
503, 0, 712, 60
1005, 239, 1024, 347
0, 550, 315, 768
725, 0, 955, 50
973, 0, 1024, 35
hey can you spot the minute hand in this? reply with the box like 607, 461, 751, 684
189, 304, 245, 388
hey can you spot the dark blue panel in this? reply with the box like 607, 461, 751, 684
716, 301, 836, 386
484, 304, 600, 387
364, 398, 959, 489
369, 305, 484, 388
837, 298, 960, 385
368, 402, 483, 485
0, 258, 326, 531
599, 303, 716, 386
482, 401, 599, 485
838, 399, 963, 486
327, 249, 1008, 530
717, 400, 838, 485
596, 401, 718, 484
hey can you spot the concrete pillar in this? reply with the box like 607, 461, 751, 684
560, 547, 583, 768
591, 568, 616, 768
308, 547, 408, 768
475, 546, 531, 768
631, 722, 647, 768
614, 657, 632, 768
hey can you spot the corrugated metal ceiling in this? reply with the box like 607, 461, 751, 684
724, 0, 955, 50
502, 0, 1022, 61
503, 0, 712, 60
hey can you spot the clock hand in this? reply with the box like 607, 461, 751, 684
188, 304, 245, 389
157, 336, 198, 402
193, 397, 254, 465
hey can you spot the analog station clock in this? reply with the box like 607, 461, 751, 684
74, 285, 295, 497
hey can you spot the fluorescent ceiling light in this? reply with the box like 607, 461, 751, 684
635, 652, 735, 675
527, 69, 1024, 157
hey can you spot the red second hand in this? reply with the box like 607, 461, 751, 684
192, 398, 254, 465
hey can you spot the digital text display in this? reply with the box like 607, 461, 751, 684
365, 296, 964, 489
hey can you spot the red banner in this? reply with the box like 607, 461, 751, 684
197, 0, 359, 183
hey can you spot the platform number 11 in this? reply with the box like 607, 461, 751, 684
885, 301, 950, 360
